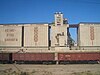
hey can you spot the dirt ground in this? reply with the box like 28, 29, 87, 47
0, 64, 100, 75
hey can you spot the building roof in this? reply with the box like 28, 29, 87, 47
0, 22, 49, 25
79, 22, 100, 24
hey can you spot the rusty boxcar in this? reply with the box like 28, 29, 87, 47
0, 53, 11, 63
58, 52, 100, 64
12, 53, 55, 64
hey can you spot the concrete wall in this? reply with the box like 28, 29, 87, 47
24, 24, 49, 47
54, 12, 63, 26
0, 25, 22, 47
78, 23, 100, 47
51, 25, 68, 47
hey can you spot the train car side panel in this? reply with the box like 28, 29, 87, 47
58, 52, 100, 61
0, 53, 10, 63
12, 53, 55, 62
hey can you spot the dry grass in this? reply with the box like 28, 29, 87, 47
0, 69, 100, 75
0, 64, 100, 75
0, 68, 36, 75
71, 71, 100, 75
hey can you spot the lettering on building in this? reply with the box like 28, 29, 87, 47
4, 29, 18, 42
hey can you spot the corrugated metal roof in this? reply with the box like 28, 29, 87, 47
79, 22, 100, 24
0, 22, 49, 25
1, 22, 100, 25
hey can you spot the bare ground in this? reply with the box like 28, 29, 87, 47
0, 64, 100, 75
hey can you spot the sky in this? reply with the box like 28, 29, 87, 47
0, 0, 100, 42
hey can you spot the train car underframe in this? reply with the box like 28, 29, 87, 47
58, 60, 100, 64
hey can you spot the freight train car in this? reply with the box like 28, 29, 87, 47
0, 52, 100, 64
58, 52, 100, 64
0, 53, 12, 64
12, 53, 55, 64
